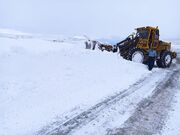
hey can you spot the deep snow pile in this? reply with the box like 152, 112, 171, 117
0, 30, 152, 135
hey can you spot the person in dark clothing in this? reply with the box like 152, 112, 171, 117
148, 49, 157, 71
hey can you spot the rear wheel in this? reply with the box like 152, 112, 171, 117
156, 59, 163, 68
129, 48, 145, 63
156, 51, 172, 68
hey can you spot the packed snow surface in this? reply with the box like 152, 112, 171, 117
161, 73, 180, 135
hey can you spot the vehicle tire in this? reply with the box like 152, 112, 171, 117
161, 51, 172, 68
129, 48, 145, 63
156, 59, 163, 68
156, 50, 165, 68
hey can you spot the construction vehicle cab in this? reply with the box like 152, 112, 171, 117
136, 26, 159, 50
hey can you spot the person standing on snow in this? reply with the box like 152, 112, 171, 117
148, 49, 157, 71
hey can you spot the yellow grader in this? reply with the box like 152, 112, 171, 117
85, 26, 176, 68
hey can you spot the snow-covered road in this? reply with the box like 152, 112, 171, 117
38, 58, 180, 135
110, 58, 180, 135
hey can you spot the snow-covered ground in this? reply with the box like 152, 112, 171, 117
0, 29, 151, 135
162, 76, 180, 135
0, 29, 180, 135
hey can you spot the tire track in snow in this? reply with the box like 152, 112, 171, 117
37, 68, 171, 135
108, 58, 180, 135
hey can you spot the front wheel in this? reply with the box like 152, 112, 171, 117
129, 48, 145, 63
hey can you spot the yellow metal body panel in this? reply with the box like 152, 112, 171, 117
137, 39, 149, 50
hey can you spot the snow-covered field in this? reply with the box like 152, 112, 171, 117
0, 29, 151, 135
0, 29, 180, 135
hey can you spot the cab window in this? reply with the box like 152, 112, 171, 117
155, 30, 159, 39
137, 30, 149, 39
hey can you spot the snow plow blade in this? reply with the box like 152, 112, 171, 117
85, 40, 117, 52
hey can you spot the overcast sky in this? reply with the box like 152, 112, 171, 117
0, 0, 180, 38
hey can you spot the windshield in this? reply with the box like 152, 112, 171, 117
136, 29, 149, 39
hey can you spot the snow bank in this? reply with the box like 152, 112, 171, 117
0, 33, 150, 135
